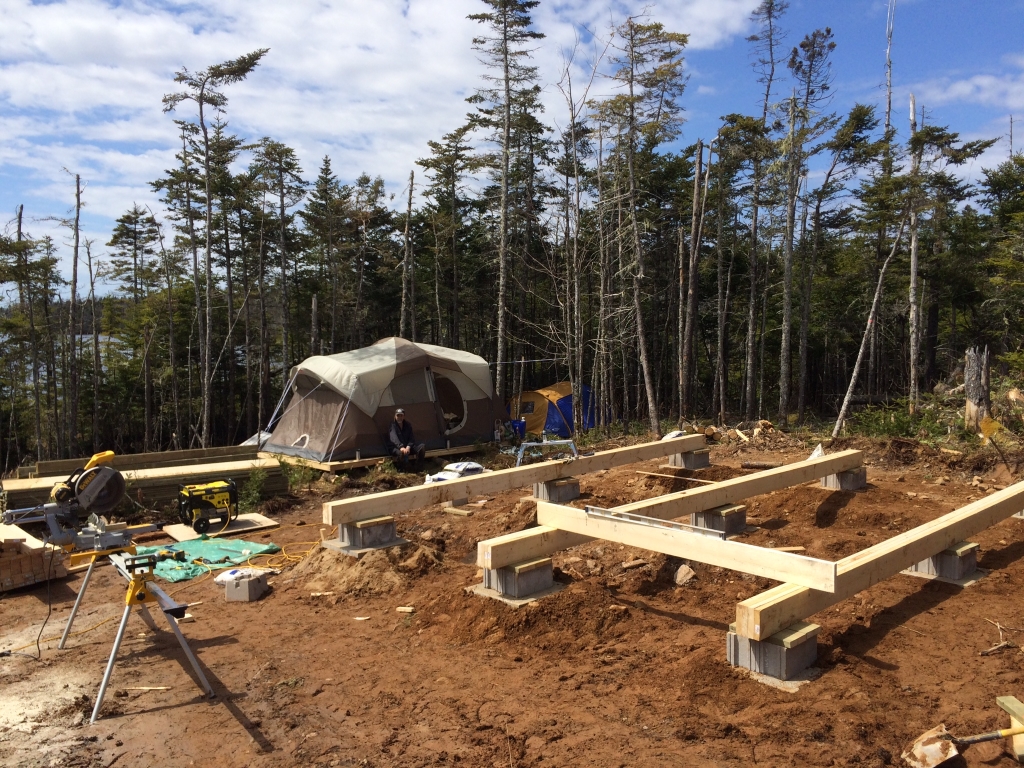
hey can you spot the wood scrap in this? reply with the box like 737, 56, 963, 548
741, 461, 781, 470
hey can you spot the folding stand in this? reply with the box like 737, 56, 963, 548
59, 550, 215, 723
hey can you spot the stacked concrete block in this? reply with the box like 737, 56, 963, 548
667, 449, 710, 470
821, 466, 867, 491
341, 516, 399, 550
533, 478, 580, 503
690, 504, 747, 536
906, 541, 979, 581
727, 621, 820, 681
483, 557, 554, 599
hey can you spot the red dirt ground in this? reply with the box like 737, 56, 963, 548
3, 436, 1024, 767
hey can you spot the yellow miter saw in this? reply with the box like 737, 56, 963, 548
3, 451, 134, 550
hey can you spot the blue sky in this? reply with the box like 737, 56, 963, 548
1, 0, 1021, 278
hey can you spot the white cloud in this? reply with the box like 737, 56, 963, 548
911, 56, 1024, 112
0, 0, 760, 270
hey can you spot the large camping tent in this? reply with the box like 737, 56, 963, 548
509, 382, 594, 438
263, 338, 498, 462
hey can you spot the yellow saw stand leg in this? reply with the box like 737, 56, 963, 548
89, 553, 214, 724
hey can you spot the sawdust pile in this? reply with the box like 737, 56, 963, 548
288, 543, 441, 597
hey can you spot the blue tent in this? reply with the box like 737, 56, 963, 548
508, 382, 595, 437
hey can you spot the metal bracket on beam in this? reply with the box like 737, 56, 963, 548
583, 505, 726, 540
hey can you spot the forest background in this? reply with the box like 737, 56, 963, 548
1, 0, 1023, 466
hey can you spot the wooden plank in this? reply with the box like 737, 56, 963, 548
477, 451, 863, 573
534, 502, 837, 591
4, 458, 284, 509
0, 523, 48, 551
612, 450, 863, 519
322, 435, 707, 525
35, 445, 258, 476
477, 526, 590, 571
735, 481, 1024, 641
161, 512, 280, 543
996, 696, 1024, 762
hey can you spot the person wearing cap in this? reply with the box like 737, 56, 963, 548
388, 408, 425, 468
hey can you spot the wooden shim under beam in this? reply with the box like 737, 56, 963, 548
736, 481, 1024, 641
477, 450, 864, 570
535, 502, 837, 591
322, 435, 707, 525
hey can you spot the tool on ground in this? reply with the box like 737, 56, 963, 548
903, 722, 1024, 768
177, 478, 238, 534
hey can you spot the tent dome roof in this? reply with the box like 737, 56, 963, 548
290, 338, 494, 417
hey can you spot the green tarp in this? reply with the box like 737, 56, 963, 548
136, 537, 281, 583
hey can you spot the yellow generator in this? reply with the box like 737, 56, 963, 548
177, 479, 238, 534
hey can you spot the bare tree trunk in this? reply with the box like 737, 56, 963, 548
19, 205, 44, 458
68, 173, 81, 456
493, 16, 513, 407
680, 140, 703, 420
401, 170, 414, 339
278, 172, 290, 388
143, 327, 153, 451
908, 93, 922, 413
744, 184, 760, 421
714, 164, 728, 426
85, 242, 101, 451
833, 217, 908, 437
199, 103, 214, 448
223, 215, 236, 440
778, 95, 798, 425
964, 346, 990, 433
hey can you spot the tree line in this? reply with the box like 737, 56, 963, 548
1, 0, 1022, 467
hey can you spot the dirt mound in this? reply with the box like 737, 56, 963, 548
288, 543, 442, 597
446, 580, 637, 649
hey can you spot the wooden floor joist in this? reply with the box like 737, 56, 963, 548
477, 450, 864, 571
735, 481, 1024, 641
535, 502, 838, 591
612, 450, 863, 519
321, 435, 707, 525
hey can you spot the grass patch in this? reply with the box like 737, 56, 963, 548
281, 461, 320, 490
847, 398, 968, 442
239, 468, 267, 512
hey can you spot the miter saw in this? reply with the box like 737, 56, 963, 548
2, 450, 136, 551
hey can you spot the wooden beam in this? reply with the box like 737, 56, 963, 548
476, 450, 863, 570
535, 502, 837, 591
735, 481, 1024, 641
613, 450, 863, 519
322, 435, 707, 525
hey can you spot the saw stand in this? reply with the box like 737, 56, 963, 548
62, 550, 215, 723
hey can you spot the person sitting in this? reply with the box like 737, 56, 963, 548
388, 408, 425, 469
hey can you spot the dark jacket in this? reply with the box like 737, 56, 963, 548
389, 419, 415, 449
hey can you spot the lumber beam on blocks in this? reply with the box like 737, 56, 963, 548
612, 450, 864, 520
477, 526, 591, 571
476, 450, 863, 572
535, 502, 837, 591
736, 481, 1024, 641
322, 435, 706, 525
